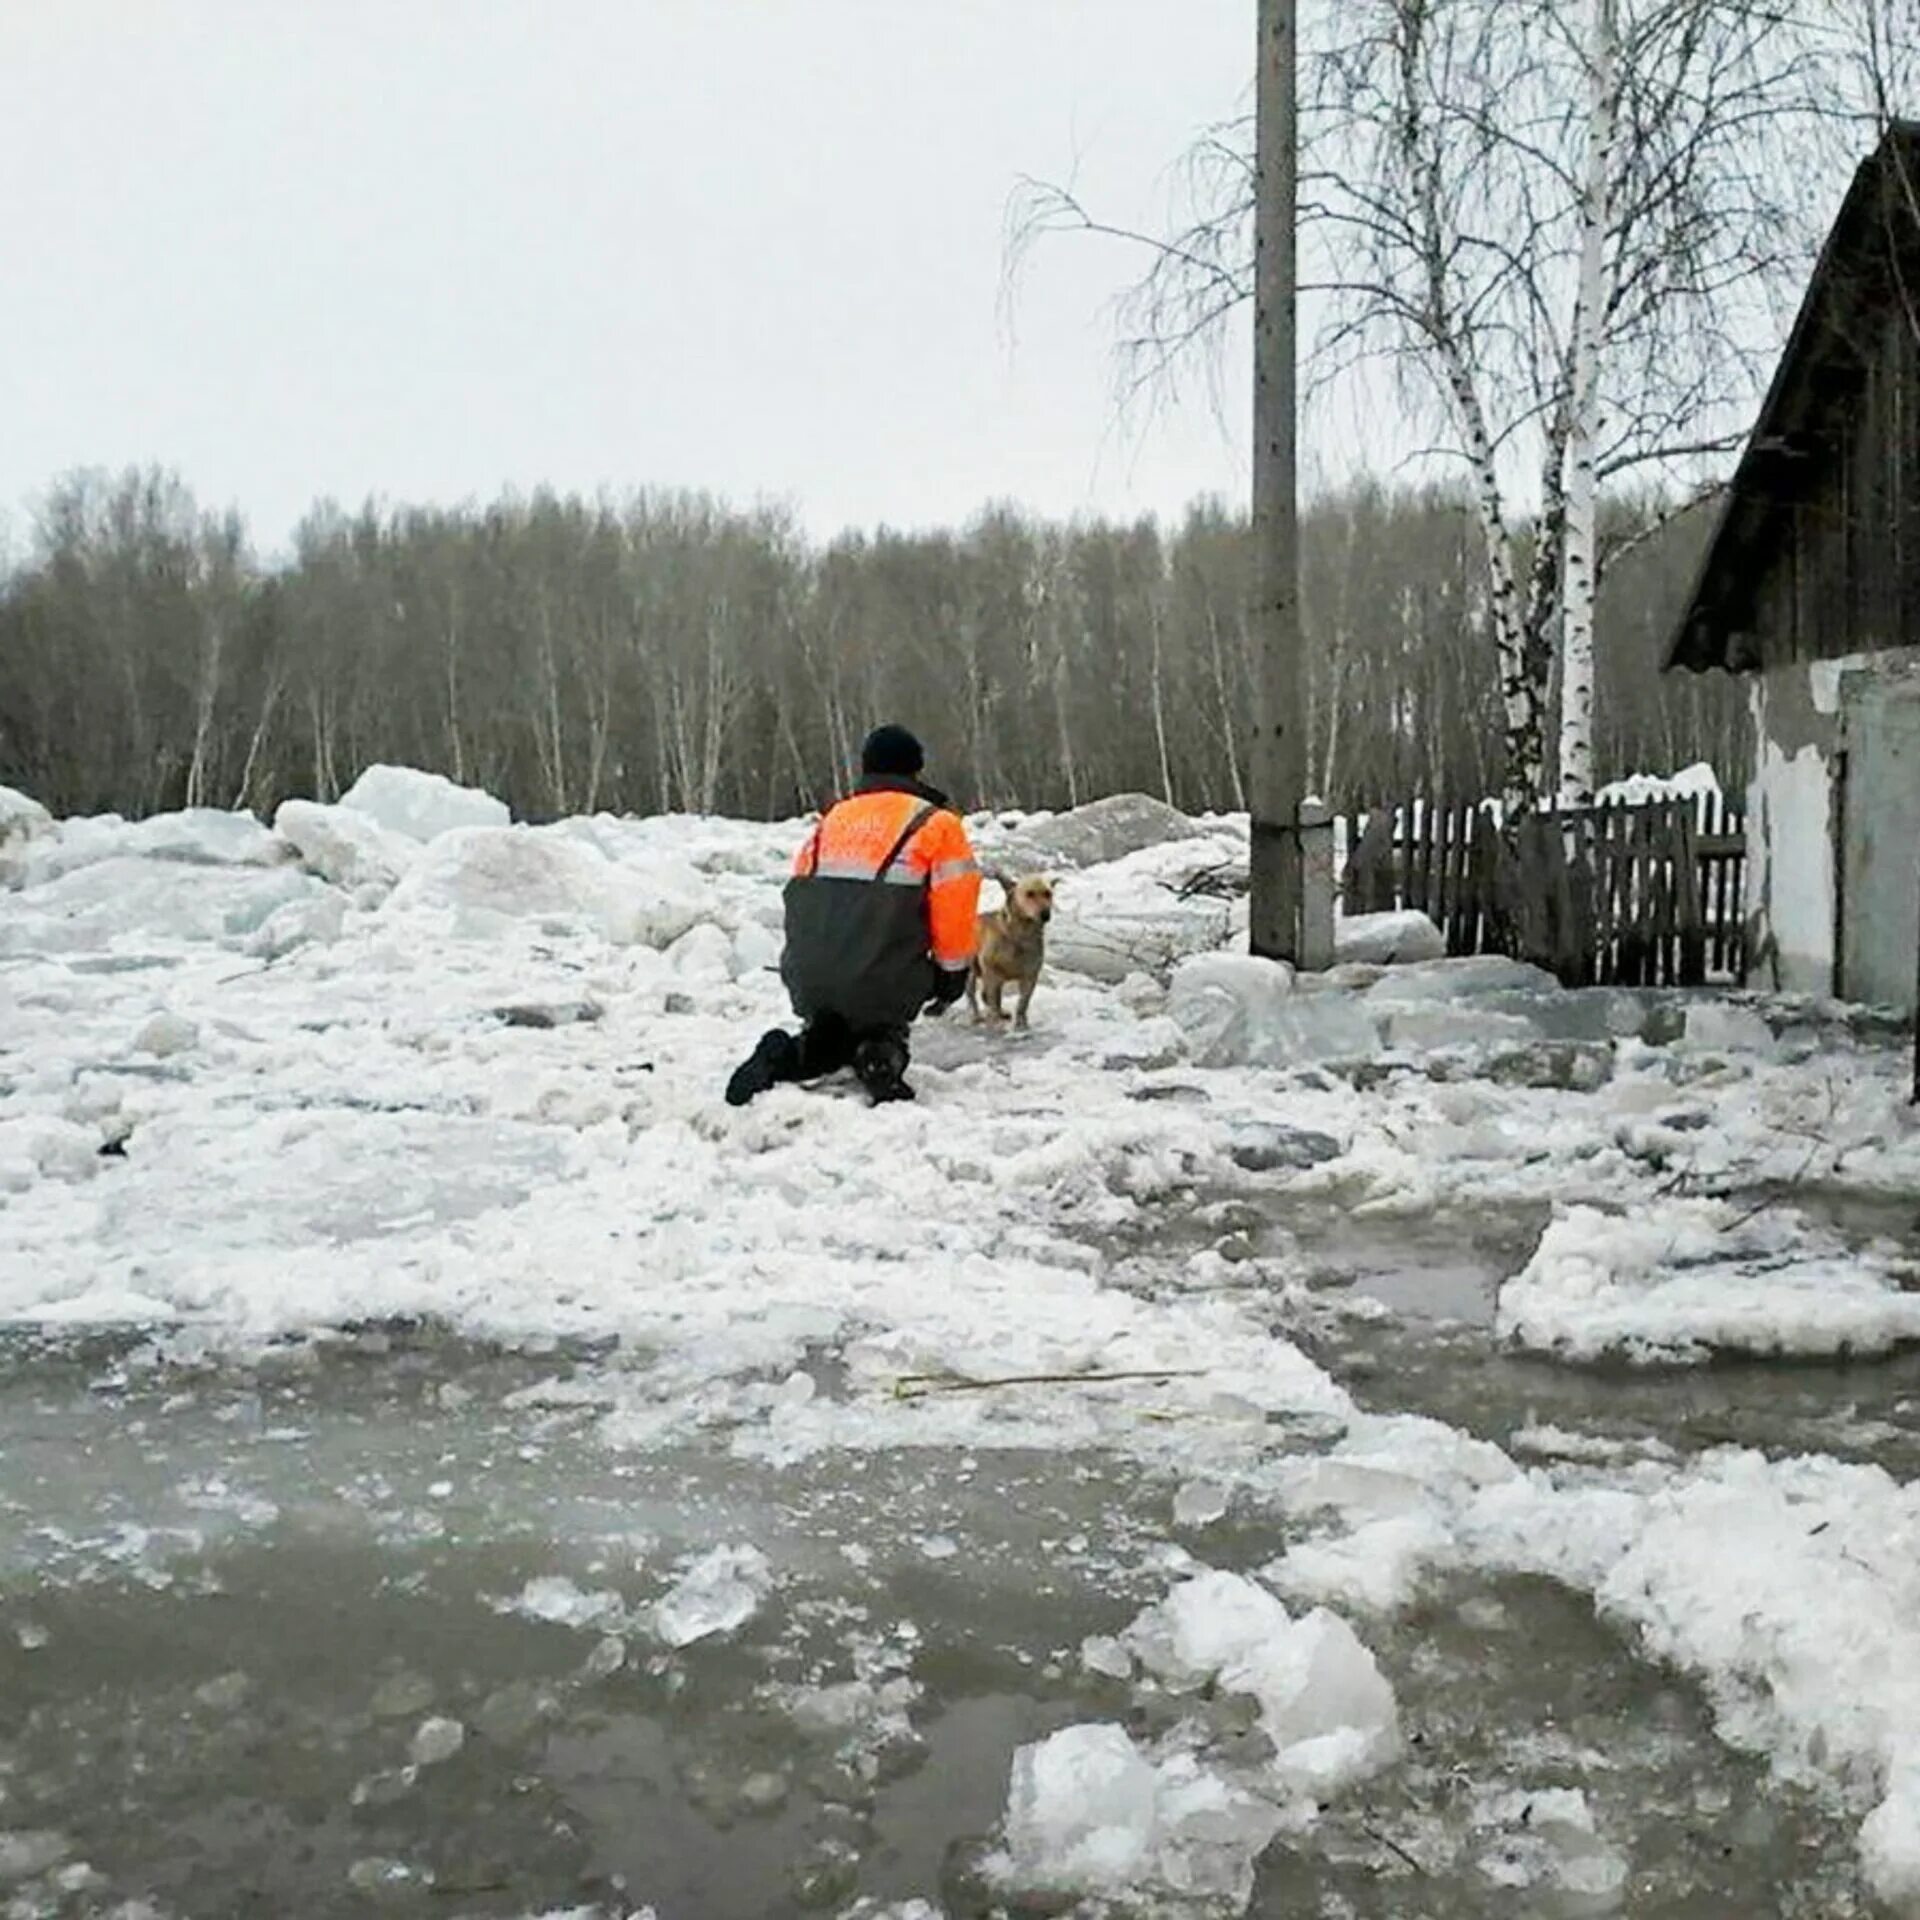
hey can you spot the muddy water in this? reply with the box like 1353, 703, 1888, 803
1305, 1193, 1920, 1483
0, 1314, 1882, 1919
1110, 1179, 1920, 1482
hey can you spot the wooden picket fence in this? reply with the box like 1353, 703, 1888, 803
1342, 789, 1746, 987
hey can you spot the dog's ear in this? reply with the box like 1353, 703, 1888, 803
989, 869, 1017, 897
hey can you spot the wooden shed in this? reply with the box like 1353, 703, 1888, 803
1668, 122, 1920, 1012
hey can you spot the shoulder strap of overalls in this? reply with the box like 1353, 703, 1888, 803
874, 802, 939, 882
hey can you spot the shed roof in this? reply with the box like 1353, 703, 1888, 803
1666, 121, 1920, 673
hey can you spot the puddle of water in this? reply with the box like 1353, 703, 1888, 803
1335, 1313, 1920, 1484
1249, 1572, 1862, 1920
1276, 1195, 1920, 1482
1115, 1182, 1920, 1480
1284, 1210, 1547, 1328
0, 1329, 1876, 1918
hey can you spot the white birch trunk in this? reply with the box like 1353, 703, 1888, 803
1205, 607, 1245, 809
1148, 600, 1175, 804
1558, 0, 1621, 812
1438, 331, 1539, 811
442, 594, 465, 785
184, 615, 222, 810
1407, 82, 1541, 813
231, 672, 282, 812
1053, 654, 1079, 808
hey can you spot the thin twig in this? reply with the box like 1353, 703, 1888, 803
1359, 1819, 1426, 1876
1174, 859, 1249, 900
1716, 1138, 1825, 1233
213, 958, 276, 986
1715, 1072, 1841, 1232
891, 1366, 1205, 1401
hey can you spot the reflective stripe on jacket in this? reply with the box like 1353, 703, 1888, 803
780, 778, 981, 1029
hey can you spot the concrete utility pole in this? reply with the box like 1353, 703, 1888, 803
1248, 0, 1305, 962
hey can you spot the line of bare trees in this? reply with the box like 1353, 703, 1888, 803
0, 465, 1744, 825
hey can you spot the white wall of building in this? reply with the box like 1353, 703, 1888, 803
1745, 647, 1915, 1003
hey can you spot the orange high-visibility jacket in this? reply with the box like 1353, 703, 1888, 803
780, 778, 981, 1028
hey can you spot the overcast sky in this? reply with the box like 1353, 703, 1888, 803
1, 1, 1263, 562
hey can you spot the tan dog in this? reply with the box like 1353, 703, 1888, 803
968, 872, 1055, 1029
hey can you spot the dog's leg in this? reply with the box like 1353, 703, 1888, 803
983, 973, 1008, 1025
1014, 971, 1037, 1031
966, 964, 981, 1023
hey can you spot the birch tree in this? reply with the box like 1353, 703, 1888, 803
1012, 0, 1847, 811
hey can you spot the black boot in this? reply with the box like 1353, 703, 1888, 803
726, 1029, 800, 1107
852, 1034, 914, 1105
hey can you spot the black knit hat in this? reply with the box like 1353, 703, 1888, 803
860, 724, 925, 777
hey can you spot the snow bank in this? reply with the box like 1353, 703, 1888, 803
1498, 1200, 1920, 1364
380, 825, 703, 947
1304, 1423, 1920, 1908
1167, 952, 1382, 1068
7, 806, 289, 889
1034, 835, 1246, 984
1161, 949, 1612, 1070
0, 781, 51, 846
1597, 761, 1720, 808
977, 792, 1206, 873
273, 799, 415, 895
0, 785, 53, 887
0, 855, 330, 956
338, 763, 510, 840
1333, 908, 1445, 965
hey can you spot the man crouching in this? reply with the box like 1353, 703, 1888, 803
725, 725, 980, 1107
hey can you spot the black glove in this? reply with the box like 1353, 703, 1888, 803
926, 967, 968, 1010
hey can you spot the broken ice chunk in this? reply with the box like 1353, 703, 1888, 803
651, 1543, 773, 1649
1080, 1633, 1134, 1680
1173, 1480, 1231, 1527
1002, 1723, 1159, 1893
408, 1717, 465, 1767
505, 1575, 626, 1631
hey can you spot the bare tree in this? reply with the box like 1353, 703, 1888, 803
1011, 0, 1858, 812
0, 467, 1744, 827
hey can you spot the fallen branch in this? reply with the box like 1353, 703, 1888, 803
891, 1366, 1205, 1401
1714, 1074, 1842, 1233
1359, 1819, 1426, 1877
213, 957, 278, 986
1174, 859, 1248, 901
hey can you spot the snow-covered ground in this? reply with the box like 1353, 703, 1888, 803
3, 768, 1919, 1916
